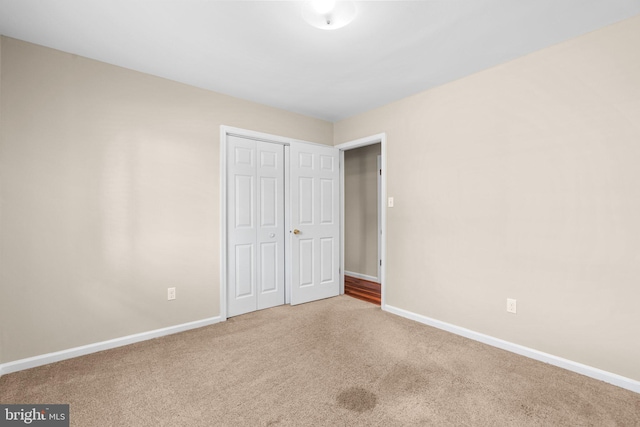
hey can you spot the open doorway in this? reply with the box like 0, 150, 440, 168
343, 143, 381, 304
337, 133, 387, 309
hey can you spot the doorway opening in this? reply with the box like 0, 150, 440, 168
337, 133, 387, 309
342, 144, 381, 305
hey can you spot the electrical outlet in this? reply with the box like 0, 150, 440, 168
388, 197, 394, 208
168, 287, 176, 301
507, 298, 517, 314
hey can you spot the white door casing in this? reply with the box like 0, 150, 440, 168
221, 126, 344, 318
290, 142, 340, 305
335, 133, 387, 309
227, 136, 285, 317
377, 154, 382, 282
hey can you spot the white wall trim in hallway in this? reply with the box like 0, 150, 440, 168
344, 270, 379, 284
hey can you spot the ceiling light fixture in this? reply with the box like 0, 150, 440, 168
302, 0, 356, 30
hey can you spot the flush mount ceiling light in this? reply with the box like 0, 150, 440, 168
302, 0, 357, 30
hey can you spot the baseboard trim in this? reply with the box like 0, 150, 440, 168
384, 305, 640, 394
344, 270, 379, 283
0, 316, 223, 376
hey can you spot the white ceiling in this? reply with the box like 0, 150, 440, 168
1, 1, 639, 122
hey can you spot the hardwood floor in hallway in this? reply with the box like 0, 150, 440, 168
344, 275, 381, 305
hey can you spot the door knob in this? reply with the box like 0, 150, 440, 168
293, 229, 301, 235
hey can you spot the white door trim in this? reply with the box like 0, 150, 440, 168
336, 133, 387, 309
377, 154, 382, 283
220, 125, 334, 319
221, 126, 293, 320
339, 149, 345, 295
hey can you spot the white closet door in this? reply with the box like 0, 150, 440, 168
290, 142, 340, 305
227, 136, 284, 317
256, 141, 285, 310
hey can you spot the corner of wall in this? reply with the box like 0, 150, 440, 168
0, 34, 5, 368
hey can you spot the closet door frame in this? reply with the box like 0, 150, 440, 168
221, 127, 290, 319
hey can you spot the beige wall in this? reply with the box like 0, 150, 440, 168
0, 37, 332, 364
335, 16, 640, 381
344, 144, 380, 279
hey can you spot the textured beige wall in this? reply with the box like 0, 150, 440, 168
334, 16, 640, 381
344, 144, 380, 279
0, 37, 332, 364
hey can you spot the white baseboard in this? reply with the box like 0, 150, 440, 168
384, 305, 640, 394
344, 270, 379, 283
0, 316, 223, 376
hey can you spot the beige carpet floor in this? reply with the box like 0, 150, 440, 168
1, 295, 639, 426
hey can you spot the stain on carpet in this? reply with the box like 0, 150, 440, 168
520, 403, 535, 417
337, 387, 378, 413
